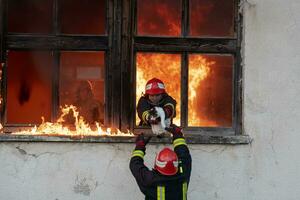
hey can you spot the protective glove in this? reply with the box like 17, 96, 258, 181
135, 133, 152, 152
165, 124, 183, 140
147, 108, 161, 124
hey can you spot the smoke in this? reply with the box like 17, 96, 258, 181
8, 0, 106, 34
8, 0, 53, 33
60, 0, 106, 34
137, 0, 181, 36
190, 0, 235, 36
7, 51, 53, 123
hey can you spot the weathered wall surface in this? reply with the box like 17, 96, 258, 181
1, 0, 300, 199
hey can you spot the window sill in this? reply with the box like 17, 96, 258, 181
0, 133, 251, 144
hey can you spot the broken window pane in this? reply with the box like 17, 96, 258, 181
59, 51, 105, 125
137, 0, 181, 36
188, 54, 233, 127
8, 0, 53, 33
190, 0, 235, 37
7, 51, 53, 124
136, 53, 181, 126
60, 0, 106, 35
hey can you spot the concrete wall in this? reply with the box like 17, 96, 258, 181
1, 0, 300, 199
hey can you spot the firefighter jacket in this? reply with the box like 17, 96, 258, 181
130, 137, 192, 200
137, 94, 177, 126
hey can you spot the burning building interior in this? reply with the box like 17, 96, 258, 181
0, 0, 246, 143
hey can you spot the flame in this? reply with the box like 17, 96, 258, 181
6, 105, 133, 137
188, 55, 217, 126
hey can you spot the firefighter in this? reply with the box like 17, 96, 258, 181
130, 124, 192, 200
137, 78, 177, 126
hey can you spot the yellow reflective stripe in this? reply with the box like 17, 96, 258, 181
182, 182, 187, 200
142, 111, 150, 123
173, 138, 187, 148
180, 166, 183, 173
157, 186, 165, 200
131, 150, 145, 159
164, 103, 175, 117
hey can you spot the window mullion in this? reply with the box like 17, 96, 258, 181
108, 0, 122, 128
51, 51, 59, 122
53, 0, 59, 35
181, 53, 188, 127
234, 0, 243, 134
120, 0, 134, 131
182, 0, 189, 37
0, 0, 6, 125
51, 0, 59, 122
0, 0, 5, 60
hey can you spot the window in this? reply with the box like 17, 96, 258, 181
1, 0, 110, 137
0, 0, 249, 144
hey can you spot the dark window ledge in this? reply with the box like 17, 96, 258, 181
0, 134, 251, 144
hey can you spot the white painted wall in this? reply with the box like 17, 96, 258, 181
1, 0, 300, 199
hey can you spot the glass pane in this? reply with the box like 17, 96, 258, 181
136, 53, 181, 126
137, 0, 181, 36
190, 0, 235, 37
188, 54, 233, 127
7, 51, 53, 124
60, 52, 105, 125
8, 0, 53, 33
60, 0, 106, 34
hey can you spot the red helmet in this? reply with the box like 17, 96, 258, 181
154, 147, 178, 176
145, 78, 166, 95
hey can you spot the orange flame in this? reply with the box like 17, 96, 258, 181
188, 55, 217, 126
6, 105, 133, 137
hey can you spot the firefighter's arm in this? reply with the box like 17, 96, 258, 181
129, 134, 154, 187
137, 97, 160, 124
163, 96, 177, 118
137, 97, 153, 124
165, 125, 192, 183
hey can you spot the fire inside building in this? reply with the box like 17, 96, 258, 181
0, 0, 247, 144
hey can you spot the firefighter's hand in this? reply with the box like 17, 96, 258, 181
165, 124, 183, 139
135, 133, 152, 151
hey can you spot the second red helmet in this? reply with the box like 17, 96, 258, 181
145, 78, 166, 95
154, 147, 179, 176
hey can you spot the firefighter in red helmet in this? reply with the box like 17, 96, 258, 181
137, 78, 177, 127
130, 124, 192, 200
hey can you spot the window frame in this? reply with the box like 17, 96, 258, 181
128, 0, 247, 142
0, 0, 113, 127
0, 0, 250, 144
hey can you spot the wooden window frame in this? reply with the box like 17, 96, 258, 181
0, 0, 250, 144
